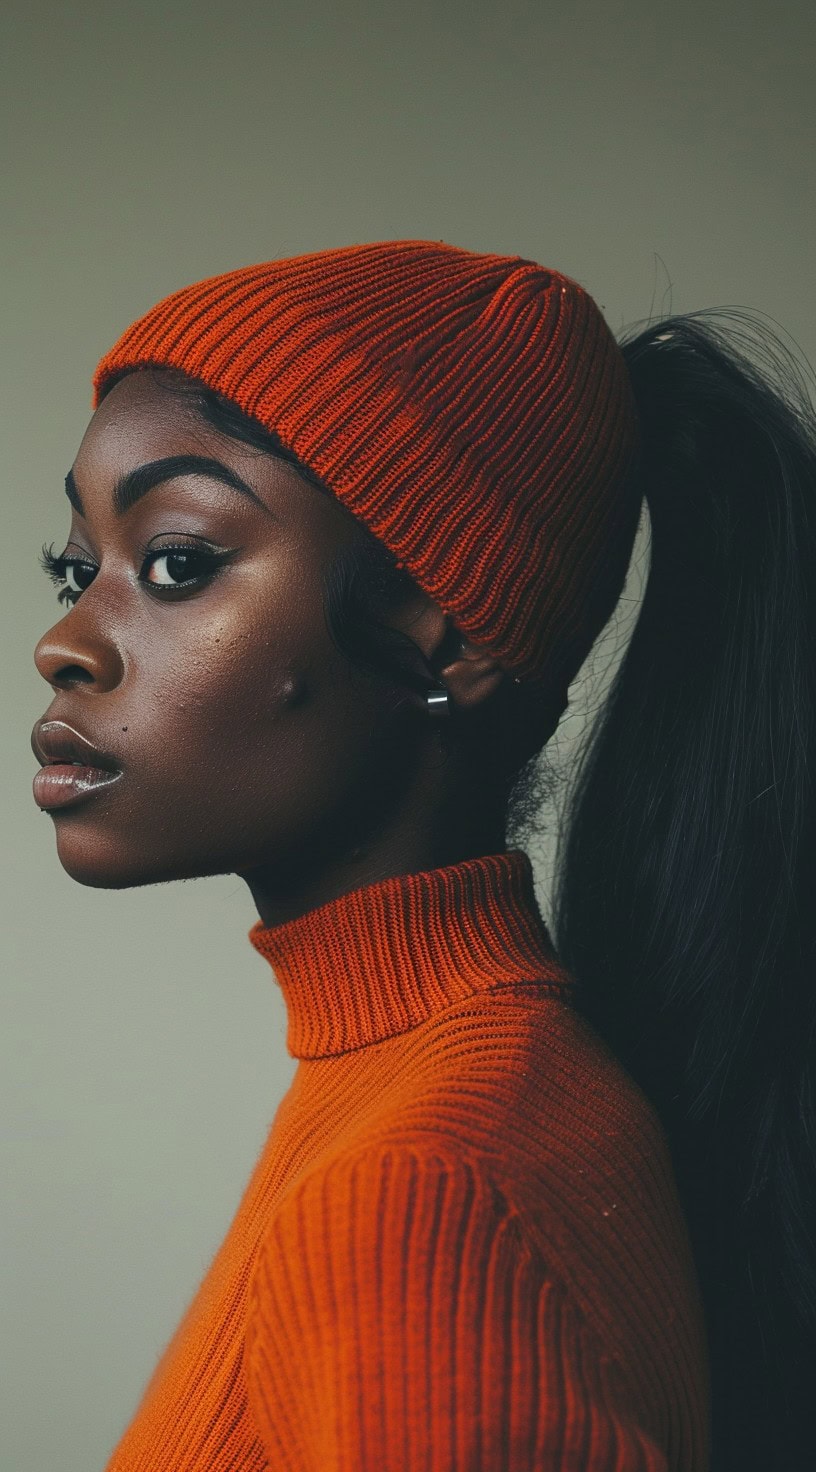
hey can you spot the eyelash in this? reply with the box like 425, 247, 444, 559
39, 542, 233, 606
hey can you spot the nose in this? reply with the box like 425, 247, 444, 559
34, 610, 124, 692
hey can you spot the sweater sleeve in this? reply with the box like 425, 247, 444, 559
243, 1142, 667, 1472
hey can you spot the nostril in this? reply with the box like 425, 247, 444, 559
53, 665, 95, 686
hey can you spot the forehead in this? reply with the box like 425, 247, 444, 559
71, 369, 359, 543
77, 370, 234, 467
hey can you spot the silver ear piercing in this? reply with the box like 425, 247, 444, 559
426, 686, 450, 716
426, 672, 522, 715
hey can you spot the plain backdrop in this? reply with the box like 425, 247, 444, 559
2, 2, 815, 1468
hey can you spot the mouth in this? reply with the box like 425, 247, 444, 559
31, 719, 120, 771
31, 719, 123, 811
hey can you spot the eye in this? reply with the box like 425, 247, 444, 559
39, 545, 97, 606
39, 540, 233, 607
143, 548, 218, 588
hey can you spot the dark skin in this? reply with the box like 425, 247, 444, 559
33, 369, 509, 927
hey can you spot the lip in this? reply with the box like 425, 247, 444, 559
31, 718, 121, 771
31, 718, 123, 811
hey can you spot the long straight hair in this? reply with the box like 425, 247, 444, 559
550, 310, 816, 1472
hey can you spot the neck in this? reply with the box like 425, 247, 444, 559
248, 846, 568, 1059
243, 823, 508, 930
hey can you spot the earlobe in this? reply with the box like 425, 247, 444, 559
439, 637, 508, 711
398, 603, 508, 711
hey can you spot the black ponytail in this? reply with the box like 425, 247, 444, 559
550, 310, 816, 1472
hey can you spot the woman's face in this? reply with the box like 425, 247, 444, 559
32, 369, 431, 904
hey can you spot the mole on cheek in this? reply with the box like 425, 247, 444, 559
281, 675, 311, 709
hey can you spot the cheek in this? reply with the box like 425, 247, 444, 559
126, 596, 379, 834
138, 583, 311, 724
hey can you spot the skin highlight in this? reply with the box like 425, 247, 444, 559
33, 369, 508, 927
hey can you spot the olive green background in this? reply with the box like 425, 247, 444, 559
2, 2, 814, 1468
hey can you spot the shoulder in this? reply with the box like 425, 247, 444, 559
243, 1138, 673, 1469
336, 989, 678, 1248
245, 1139, 539, 1329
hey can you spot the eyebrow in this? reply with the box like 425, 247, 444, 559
64, 455, 271, 518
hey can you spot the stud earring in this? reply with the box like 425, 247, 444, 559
426, 686, 450, 716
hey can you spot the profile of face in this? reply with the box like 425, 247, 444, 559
33, 369, 505, 919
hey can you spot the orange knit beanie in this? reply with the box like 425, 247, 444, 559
92, 239, 642, 714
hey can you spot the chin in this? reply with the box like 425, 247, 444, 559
52, 826, 229, 890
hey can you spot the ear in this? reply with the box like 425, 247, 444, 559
392, 593, 508, 711
437, 632, 507, 711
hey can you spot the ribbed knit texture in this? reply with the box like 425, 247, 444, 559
91, 240, 642, 703
102, 850, 710, 1471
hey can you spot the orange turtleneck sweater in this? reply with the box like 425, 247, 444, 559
102, 849, 710, 1471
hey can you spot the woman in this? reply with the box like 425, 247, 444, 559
31, 241, 815, 1471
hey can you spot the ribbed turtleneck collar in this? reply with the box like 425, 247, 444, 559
248, 849, 570, 1059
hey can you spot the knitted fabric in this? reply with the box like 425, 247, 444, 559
101, 851, 709, 1471
91, 240, 642, 704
